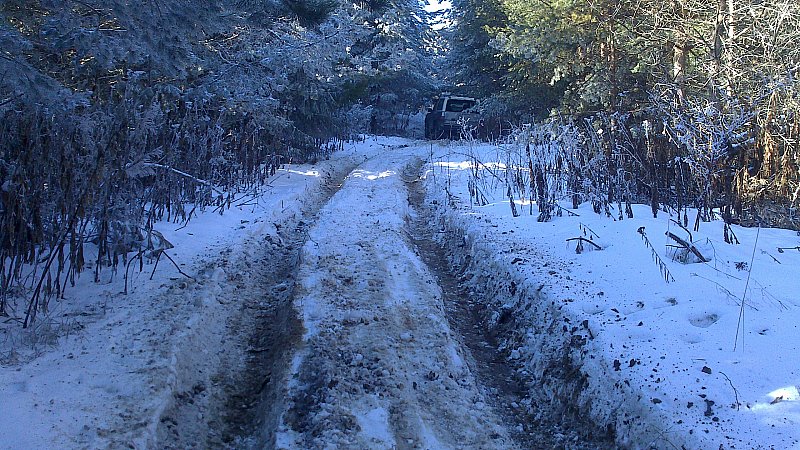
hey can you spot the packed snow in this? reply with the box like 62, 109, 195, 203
275, 146, 520, 449
1, 136, 798, 449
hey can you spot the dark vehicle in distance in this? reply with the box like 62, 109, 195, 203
424, 94, 480, 139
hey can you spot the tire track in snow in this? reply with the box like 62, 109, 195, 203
155, 156, 364, 449
276, 147, 520, 449
405, 159, 614, 450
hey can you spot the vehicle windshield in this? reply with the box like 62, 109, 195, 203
445, 99, 475, 112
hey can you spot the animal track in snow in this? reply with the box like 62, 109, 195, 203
688, 313, 720, 328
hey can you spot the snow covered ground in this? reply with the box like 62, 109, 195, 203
0, 138, 392, 448
424, 141, 800, 449
1, 136, 798, 449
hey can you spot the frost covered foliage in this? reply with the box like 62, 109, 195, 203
449, 0, 800, 226
0, 0, 434, 325
336, 0, 438, 136
496, 105, 764, 232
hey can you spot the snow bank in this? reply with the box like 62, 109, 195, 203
424, 141, 800, 449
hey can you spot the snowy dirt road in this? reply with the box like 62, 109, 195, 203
271, 145, 607, 449
276, 147, 520, 449
1, 139, 609, 450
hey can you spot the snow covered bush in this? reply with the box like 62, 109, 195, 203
498, 105, 753, 229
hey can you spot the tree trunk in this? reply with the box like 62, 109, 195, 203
710, 0, 726, 98
673, 41, 688, 104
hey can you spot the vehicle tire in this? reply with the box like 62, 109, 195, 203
426, 121, 442, 140
424, 114, 434, 139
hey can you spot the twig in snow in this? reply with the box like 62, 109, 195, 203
174, 205, 198, 231
689, 273, 758, 311
554, 203, 579, 216
719, 371, 741, 410
68, 0, 105, 15
161, 252, 195, 282
0, 93, 24, 108
566, 237, 602, 251
735, 225, 761, 352
447, 150, 507, 183
124, 250, 146, 295
761, 250, 781, 264
751, 279, 789, 310
150, 251, 163, 280
644, 422, 682, 450
579, 222, 599, 239
700, 260, 742, 280
138, 162, 225, 195
669, 218, 693, 242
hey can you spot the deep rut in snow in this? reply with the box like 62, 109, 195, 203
403, 159, 612, 450
155, 160, 359, 449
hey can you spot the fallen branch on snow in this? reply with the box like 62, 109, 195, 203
566, 237, 602, 253
554, 203, 579, 217
665, 231, 709, 263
